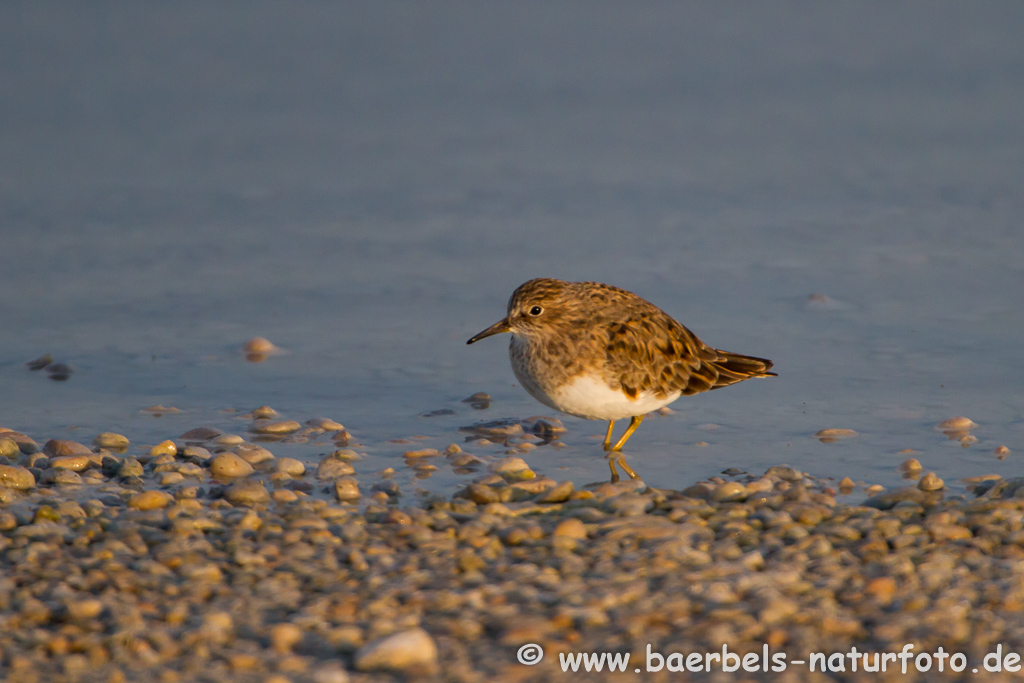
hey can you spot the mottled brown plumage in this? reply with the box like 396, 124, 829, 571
467, 278, 774, 476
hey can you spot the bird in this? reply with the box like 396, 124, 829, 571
466, 278, 775, 480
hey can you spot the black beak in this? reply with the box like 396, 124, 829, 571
466, 318, 511, 344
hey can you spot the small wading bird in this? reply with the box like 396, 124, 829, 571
467, 278, 775, 481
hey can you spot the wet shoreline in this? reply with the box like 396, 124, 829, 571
2, 417, 1023, 682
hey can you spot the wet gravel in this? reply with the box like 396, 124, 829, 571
2, 413, 1024, 683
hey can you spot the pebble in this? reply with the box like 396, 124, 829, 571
93, 432, 129, 449
274, 457, 306, 476
317, 458, 356, 480
937, 416, 976, 430
224, 479, 271, 506
0, 437, 19, 458
48, 454, 92, 471
918, 471, 945, 491
209, 452, 255, 478
232, 443, 275, 464
270, 623, 303, 654
335, 477, 360, 502
251, 419, 301, 435
815, 428, 858, 442
0, 464, 35, 490
129, 490, 173, 510
403, 448, 441, 458
43, 439, 91, 457
307, 417, 345, 431
150, 440, 178, 457
180, 426, 222, 441
354, 628, 438, 673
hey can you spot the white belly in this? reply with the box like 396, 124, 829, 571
518, 370, 680, 421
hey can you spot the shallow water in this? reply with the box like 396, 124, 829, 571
2, 2, 1023, 498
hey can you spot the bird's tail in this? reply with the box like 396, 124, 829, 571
710, 351, 776, 389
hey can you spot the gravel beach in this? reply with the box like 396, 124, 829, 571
2, 417, 1023, 683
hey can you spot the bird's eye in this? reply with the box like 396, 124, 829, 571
528, 305, 543, 316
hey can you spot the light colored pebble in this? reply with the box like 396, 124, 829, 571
274, 457, 306, 476
211, 433, 246, 446
918, 472, 945, 491
0, 438, 19, 458
158, 472, 185, 485
244, 336, 278, 354
403, 448, 441, 458
93, 432, 129, 449
354, 628, 438, 673
0, 464, 35, 491
335, 477, 360, 502
307, 417, 345, 431
712, 481, 748, 502
49, 455, 92, 471
224, 479, 271, 506
232, 443, 275, 464
553, 518, 587, 539
129, 490, 173, 510
150, 440, 177, 457
41, 468, 83, 485
209, 452, 255, 478
815, 428, 858, 442
43, 439, 91, 457
270, 623, 303, 653
995, 445, 1011, 456
181, 446, 212, 462
251, 419, 301, 435
937, 416, 976, 430
317, 458, 356, 480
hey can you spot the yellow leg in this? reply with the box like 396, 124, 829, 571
602, 420, 615, 451
609, 415, 644, 452
616, 455, 640, 480
608, 458, 620, 483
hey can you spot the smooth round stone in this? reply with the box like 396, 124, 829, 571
317, 458, 356, 480
209, 452, 255, 478
129, 490, 173, 510
553, 517, 587, 539
244, 337, 278, 354
150, 440, 178, 457
93, 432, 129, 449
41, 468, 83, 485
118, 458, 144, 478
995, 445, 1011, 456
49, 455, 92, 472
251, 419, 301, 435
181, 446, 212, 463
270, 623, 303, 653
815, 428, 858, 442
712, 481, 748, 502
274, 458, 305, 476
918, 472, 945, 491
536, 480, 575, 503
65, 599, 104, 621
3, 432, 39, 454
210, 434, 245, 446
224, 479, 271, 506
354, 628, 438, 673
272, 489, 299, 504
937, 416, 976, 430
307, 417, 345, 431
462, 483, 500, 505
329, 449, 361, 461
159, 472, 185, 486
43, 439, 91, 457
232, 443, 275, 465
335, 477, 360, 502
403, 448, 441, 459
490, 457, 532, 475
180, 427, 222, 441
0, 465, 35, 490
0, 438, 22, 458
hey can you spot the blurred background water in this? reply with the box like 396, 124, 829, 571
2, 2, 1022, 497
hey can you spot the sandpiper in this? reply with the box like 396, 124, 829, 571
467, 278, 775, 480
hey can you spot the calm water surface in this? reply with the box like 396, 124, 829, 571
2, 3, 1023, 498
